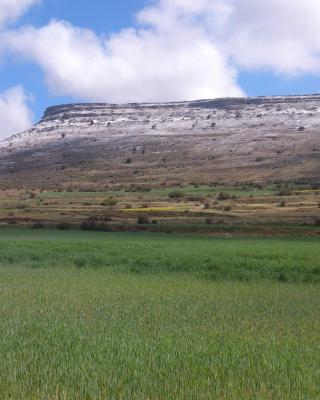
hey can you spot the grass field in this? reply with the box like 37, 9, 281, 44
0, 229, 320, 399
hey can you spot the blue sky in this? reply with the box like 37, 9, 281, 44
1, 0, 320, 138
0, 0, 148, 121
18, 0, 148, 33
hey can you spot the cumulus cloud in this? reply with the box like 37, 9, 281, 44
0, 86, 33, 139
141, 0, 320, 75
1, 0, 320, 106
0, 0, 245, 103
220, 0, 320, 75
0, 0, 39, 28
1, 19, 243, 103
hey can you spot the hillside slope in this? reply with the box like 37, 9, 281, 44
0, 96, 319, 190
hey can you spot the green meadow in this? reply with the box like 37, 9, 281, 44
0, 229, 319, 399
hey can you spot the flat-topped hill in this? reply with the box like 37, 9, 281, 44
0, 95, 319, 190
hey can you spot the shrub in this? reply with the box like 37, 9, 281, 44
187, 196, 205, 202
101, 198, 117, 207
81, 219, 98, 231
169, 191, 185, 199
32, 222, 45, 229
137, 216, 150, 225
278, 189, 293, 196
204, 203, 210, 209
205, 218, 213, 225
57, 222, 70, 230
224, 205, 232, 212
16, 203, 27, 210
102, 215, 112, 222
217, 192, 231, 201
279, 200, 286, 208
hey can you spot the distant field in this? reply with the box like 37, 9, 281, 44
38, 184, 275, 198
0, 183, 319, 234
0, 229, 319, 399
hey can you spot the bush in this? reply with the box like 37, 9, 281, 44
32, 222, 46, 229
81, 219, 98, 231
169, 191, 185, 199
138, 186, 152, 192
137, 216, 150, 225
16, 203, 27, 210
277, 189, 293, 196
217, 192, 231, 201
224, 205, 232, 212
279, 200, 286, 208
57, 222, 71, 230
102, 215, 112, 222
101, 198, 117, 207
187, 196, 205, 202
310, 184, 320, 190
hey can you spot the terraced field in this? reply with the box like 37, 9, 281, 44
0, 183, 319, 235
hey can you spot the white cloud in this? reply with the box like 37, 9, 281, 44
220, 0, 320, 75
0, 0, 39, 28
0, 86, 33, 139
141, 0, 320, 75
1, 0, 320, 108
0, 1, 244, 103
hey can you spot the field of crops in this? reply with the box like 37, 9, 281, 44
0, 229, 319, 399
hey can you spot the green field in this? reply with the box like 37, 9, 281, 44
0, 229, 319, 399
38, 184, 274, 199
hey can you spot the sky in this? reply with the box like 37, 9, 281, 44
1, 0, 320, 139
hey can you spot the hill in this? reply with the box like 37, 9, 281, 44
0, 95, 319, 191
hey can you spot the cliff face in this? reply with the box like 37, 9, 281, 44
0, 96, 319, 190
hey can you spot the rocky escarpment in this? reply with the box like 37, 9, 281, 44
0, 96, 319, 190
